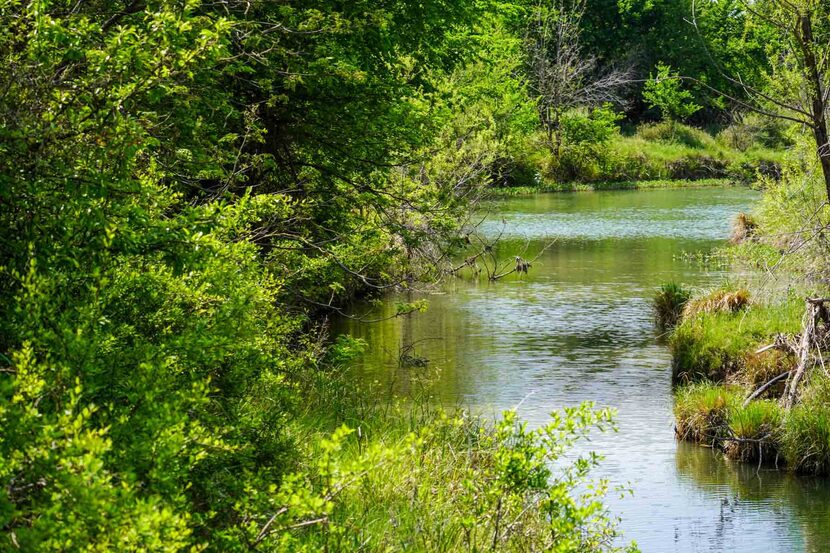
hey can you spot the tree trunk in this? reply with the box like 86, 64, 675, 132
798, 13, 830, 202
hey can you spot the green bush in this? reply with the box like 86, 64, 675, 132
279, 404, 634, 552
561, 105, 623, 146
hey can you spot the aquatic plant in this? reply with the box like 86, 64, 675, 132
653, 282, 691, 330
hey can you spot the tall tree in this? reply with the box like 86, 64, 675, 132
691, 0, 830, 200
525, 0, 630, 156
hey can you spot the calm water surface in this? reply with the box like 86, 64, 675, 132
336, 188, 830, 552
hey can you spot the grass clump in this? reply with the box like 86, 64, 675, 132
778, 374, 830, 475
724, 400, 782, 462
653, 282, 691, 330
716, 113, 793, 152
681, 287, 750, 319
780, 405, 830, 475
674, 382, 741, 445
729, 212, 758, 244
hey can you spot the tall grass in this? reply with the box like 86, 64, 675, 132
674, 383, 740, 445
653, 282, 691, 330
779, 405, 830, 474
778, 374, 830, 475
724, 400, 782, 462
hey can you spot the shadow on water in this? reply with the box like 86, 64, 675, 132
335, 187, 830, 552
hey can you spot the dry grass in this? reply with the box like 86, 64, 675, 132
729, 212, 758, 244
682, 288, 750, 320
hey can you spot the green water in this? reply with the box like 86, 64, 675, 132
336, 187, 830, 552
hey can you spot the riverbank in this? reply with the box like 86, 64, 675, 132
488, 178, 736, 196
664, 156, 830, 475
668, 293, 830, 474
495, 120, 784, 195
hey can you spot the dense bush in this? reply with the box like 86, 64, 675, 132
0, 2, 635, 550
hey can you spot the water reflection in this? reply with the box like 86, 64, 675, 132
674, 442, 830, 552
336, 187, 830, 552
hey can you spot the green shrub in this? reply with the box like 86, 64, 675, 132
642, 63, 702, 122
278, 401, 633, 552
561, 105, 622, 146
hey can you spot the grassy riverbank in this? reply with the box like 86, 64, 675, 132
666, 290, 830, 473
663, 142, 830, 474
494, 120, 784, 195
489, 178, 734, 196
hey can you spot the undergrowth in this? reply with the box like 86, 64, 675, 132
277, 343, 639, 552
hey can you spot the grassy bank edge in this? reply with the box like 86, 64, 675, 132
489, 178, 737, 197
663, 290, 830, 475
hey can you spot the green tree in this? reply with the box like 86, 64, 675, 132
642, 63, 702, 121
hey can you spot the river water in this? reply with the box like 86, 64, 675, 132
336, 187, 830, 552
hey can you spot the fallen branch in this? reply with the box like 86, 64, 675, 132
754, 333, 796, 355
743, 371, 790, 408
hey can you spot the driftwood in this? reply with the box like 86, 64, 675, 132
746, 298, 830, 409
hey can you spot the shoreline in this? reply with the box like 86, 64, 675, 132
488, 178, 739, 196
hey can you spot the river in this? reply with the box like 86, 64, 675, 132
335, 187, 830, 552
